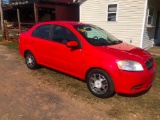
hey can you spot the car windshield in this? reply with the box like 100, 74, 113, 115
74, 24, 122, 46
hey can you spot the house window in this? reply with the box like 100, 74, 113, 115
107, 3, 118, 21
147, 7, 154, 25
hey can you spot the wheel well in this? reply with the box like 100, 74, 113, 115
85, 67, 110, 80
24, 50, 31, 57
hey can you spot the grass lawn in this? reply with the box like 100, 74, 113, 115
0, 30, 2, 35
3, 42, 18, 49
0, 34, 18, 49
33, 56, 160, 119
2, 42, 160, 119
0, 37, 3, 42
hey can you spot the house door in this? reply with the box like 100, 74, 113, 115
155, 11, 160, 45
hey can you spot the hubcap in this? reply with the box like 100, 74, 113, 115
26, 54, 34, 67
28, 58, 32, 64
89, 74, 108, 94
95, 80, 102, 88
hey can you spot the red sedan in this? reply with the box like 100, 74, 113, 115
19, 21, 156, 98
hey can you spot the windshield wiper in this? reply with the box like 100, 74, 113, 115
111, 40, 122, 44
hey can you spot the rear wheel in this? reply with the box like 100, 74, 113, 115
86, 69, 115, 98
25, 51, 39, 69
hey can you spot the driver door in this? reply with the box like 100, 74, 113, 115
50, 25, 84, 77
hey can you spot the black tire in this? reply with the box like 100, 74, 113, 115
86, 69, 115, 98
25, 51, 39, 69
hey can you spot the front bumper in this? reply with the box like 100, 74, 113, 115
113, 64, 156, 94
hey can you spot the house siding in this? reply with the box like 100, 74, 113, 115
80, 0, 146, 47
142, 0, 160, 49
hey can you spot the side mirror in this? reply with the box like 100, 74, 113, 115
67, 41, 78, 47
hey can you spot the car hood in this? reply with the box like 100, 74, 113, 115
97, 43, 151, 64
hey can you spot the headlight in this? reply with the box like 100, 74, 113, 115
117, 60, 143, 71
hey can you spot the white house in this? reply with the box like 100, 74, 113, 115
79, 0, 160, 49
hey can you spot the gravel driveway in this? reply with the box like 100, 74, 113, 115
0, 45, 108, 120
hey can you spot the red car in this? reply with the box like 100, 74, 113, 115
19, 21, 156, 98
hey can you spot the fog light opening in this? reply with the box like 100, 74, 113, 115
132, 84, 143, 90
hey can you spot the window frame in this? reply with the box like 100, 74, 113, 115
147, 7, 154, 26
106, 3, 118, 22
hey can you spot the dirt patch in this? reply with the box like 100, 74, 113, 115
0, 45, 108, 120
147, 46, 160, 56
0, 40, 12, 45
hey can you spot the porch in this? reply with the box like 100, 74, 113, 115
143, 0, 160, 49
2, 0, 80, 40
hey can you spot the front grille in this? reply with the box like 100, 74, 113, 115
145, 58, 154, 70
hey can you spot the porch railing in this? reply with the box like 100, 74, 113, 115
4, 21, 35, 41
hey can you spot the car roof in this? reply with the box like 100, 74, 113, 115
38, 21, 87, 26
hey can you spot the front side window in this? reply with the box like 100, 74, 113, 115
52, 25, 78, 44
107, 3, 118, 21
74, 24, 122, 46
147, 7, 154, 25
32, 24, 52, 40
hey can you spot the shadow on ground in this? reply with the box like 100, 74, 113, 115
117, 87, 151, 98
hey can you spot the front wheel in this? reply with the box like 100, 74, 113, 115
25, 51, 39, 69
86, 69, 115, 98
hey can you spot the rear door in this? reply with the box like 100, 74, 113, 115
31, 24, 54, 65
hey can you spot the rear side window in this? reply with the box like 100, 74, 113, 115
32, 25, 52, 40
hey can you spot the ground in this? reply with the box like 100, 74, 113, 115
147, 45, 160, 56
0, 44, 160, 120
0, 45, 107, 120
